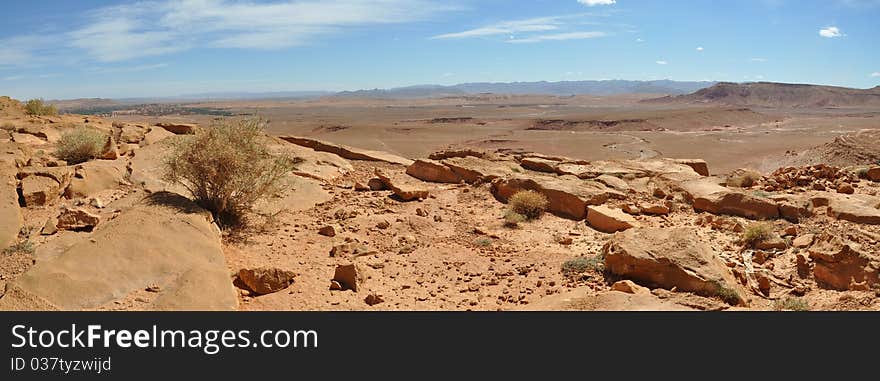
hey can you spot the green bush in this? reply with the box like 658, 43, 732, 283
561, 256, 603, 277
508, 190, 549, 220
24, 99, 57, 116
503, 210, 526, 227
773, 297, 810, 311
163, 118, 296, 228
742, 222, 773, 247
54, 127, 107, 164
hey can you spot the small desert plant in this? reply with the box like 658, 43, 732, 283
503, 210, 527, 227
773, 297, 810, 311
727, 172, 762, 188
1, 121, 15, 131
561, 255, 603, 277
742, 222, 774, 247
508, 190, 549, 220
24, 98, 57, 116
475, 237, 493, 247
163, 117, 296, 228
54, 127, 107, 164
854, 167, 869, 179
3, 240, 35, 255
709, 280, 741, 305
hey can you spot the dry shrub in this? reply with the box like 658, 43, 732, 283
773, 297, 810, 311
503, 210, 527, 227
54, 127, 106, 164
24, 98, 57, 116
508, 190, 549, 220
162, 118, 295, 228
742, 222, 773, 247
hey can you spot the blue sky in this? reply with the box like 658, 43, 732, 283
1, 0, 878, 99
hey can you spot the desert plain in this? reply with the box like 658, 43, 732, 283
2, 82, 880, 311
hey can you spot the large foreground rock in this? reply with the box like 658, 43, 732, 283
587, 205, 638, 233
808, 234, 878, 291
406, 156, 516, 184
0, 192, 237, 310
491, 174, 624, 220
825, 195, 880, 225
681, 178, 779, 220
237, 267, 296, 295
375, 169, 429, 201
603, 227, 746, 305
867, 167, 880, 182
0, 164, 21, 249
156, 122, 199, 135
280, 136, 413, 166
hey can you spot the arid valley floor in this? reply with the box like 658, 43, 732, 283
2, 83, 880, 311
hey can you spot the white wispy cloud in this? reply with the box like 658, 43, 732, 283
3, 75, 24, 81
656, 60, 668, 65
696, 46, 704, 51
871, 72, 880, 77
55, 0, 455, 62
750, 57, 768, 62
508, 31, 606, 43
578, 0, 616, 6
89, 63, 170, 74
819, 26, 844, 38
431, 16, 567, 39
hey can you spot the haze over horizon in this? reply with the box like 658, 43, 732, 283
1, 0, 878, 100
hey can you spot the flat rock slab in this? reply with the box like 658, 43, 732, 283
681, 178, 780, 220
0, 164, 21, 250
0, 192, 237, 311
376, 169, 429, 201
279, 136, 413, 166
825, 194, 880, 225
491, 174, 624, 220
603, 227, 746, 305
587, 205, 639, 233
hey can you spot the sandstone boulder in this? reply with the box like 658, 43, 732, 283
332, 263, 365, 292
156, 122, 199, 135
20, 175, 61, 206
586, 205, 638, 233
119, 125, 146, 144
65, 160, 127, 199
681, 178, 779, 220
99, 135, 118, 160
518, 157, 559, 173
237, 267, 296, 295
825, 195, 880, 225
808, 234, 878, 291
866, 167, 880, 182
673, 159, 710, 176
491, 174, 624, 220
442, 156, 516, 183
375, 169, 429, 201
0, 164, 21, 250
610, 280, 651, 295
142, 126, 175, 146
0, 192, 236, 310
406, 159, 461, 183
56, 207, 100, 231
280, 136, 413, 166
603, 227, 746, 305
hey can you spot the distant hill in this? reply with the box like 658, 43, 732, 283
644, 82, 880, 108
47, 98, 121, 111
332, 80, 715, 99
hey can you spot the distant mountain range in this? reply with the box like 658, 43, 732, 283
48, 80, 715, 106
644, 82, 880, 108
333, 80, 715, 99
